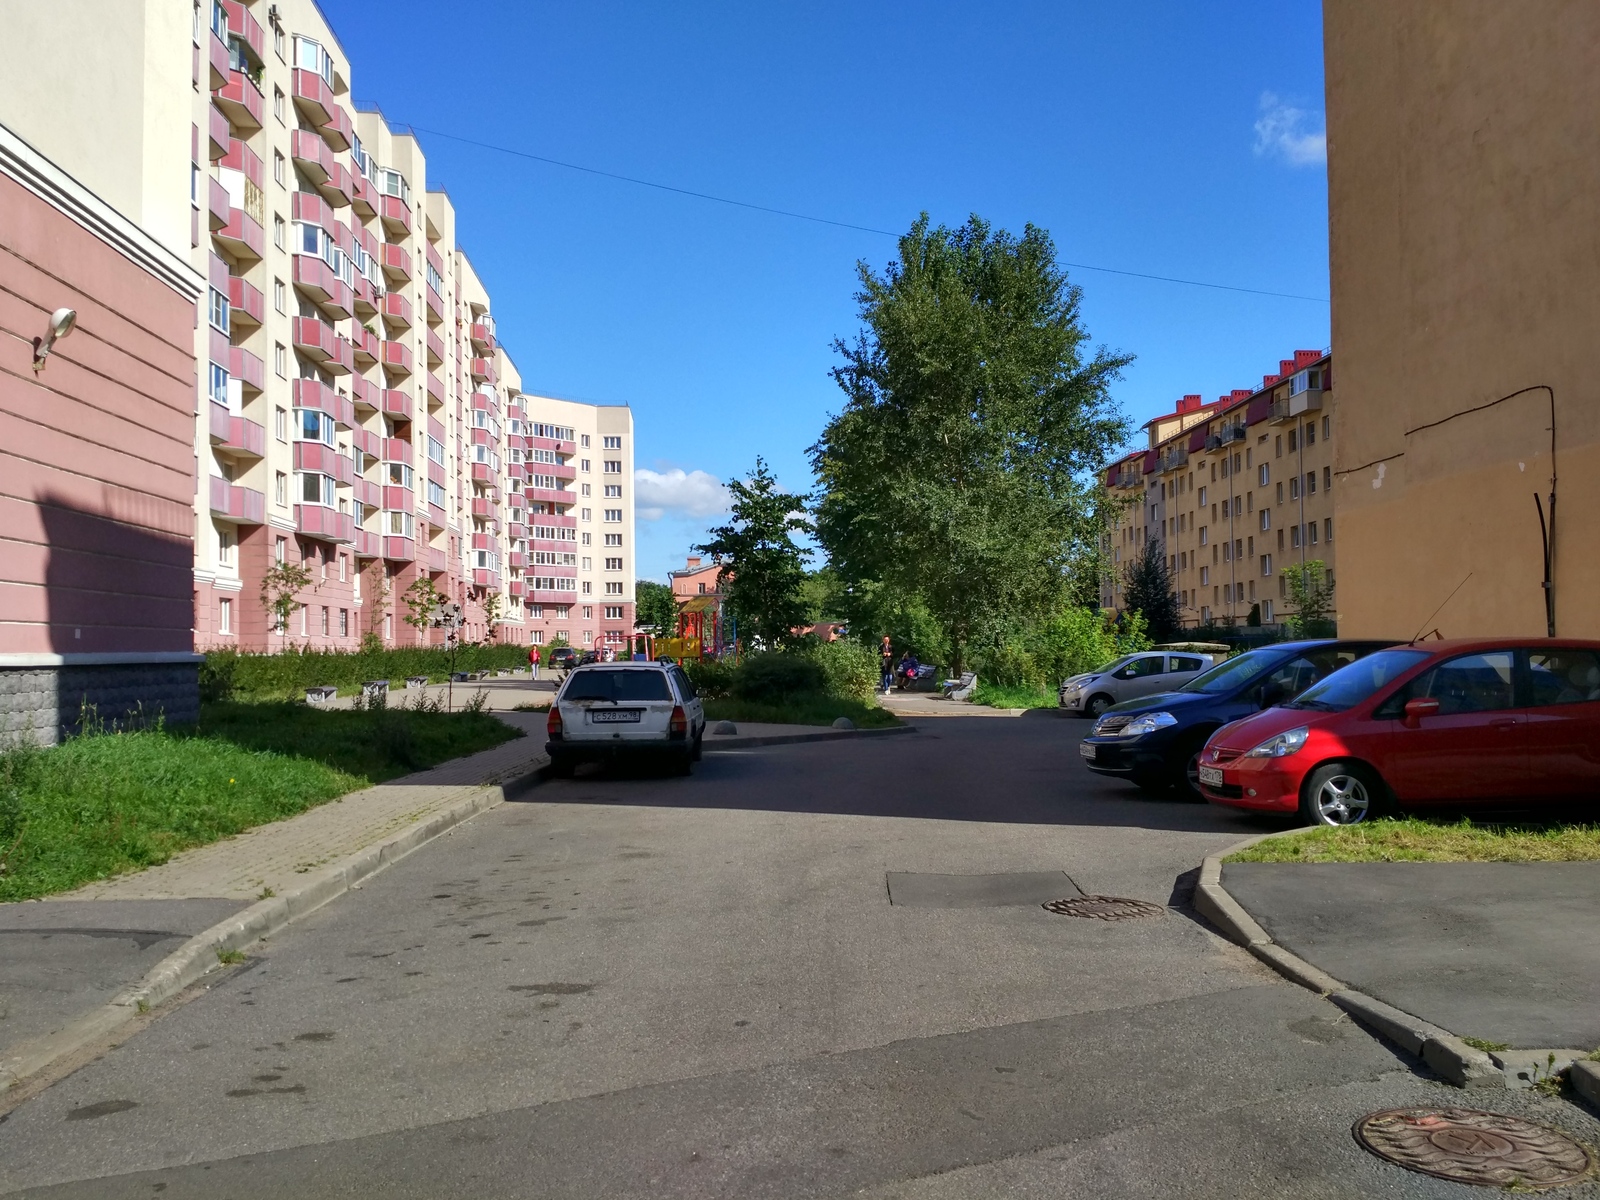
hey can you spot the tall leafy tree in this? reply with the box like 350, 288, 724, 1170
696, 458, 812, 648
634, 579, 679, 635
811, 214, 1131, 673
1121, 537, 1182, 642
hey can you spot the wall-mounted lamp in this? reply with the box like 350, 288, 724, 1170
31, 308, 77, 373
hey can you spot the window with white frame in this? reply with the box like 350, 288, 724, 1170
208, 362, 229, 406
602, 460, 621, 474
292, 35, 333, 85
300, 473, 335, 504
208, 287, 230, 334
427, 480, 446, 507
217, 528, 235, 566
604, 582, 623, 595
532, 576, 576, 592
384, 510, 413, 538
604, 557, 622, 570
385, 462, 413, 489
604, 485, 621, 498
602, 436, 621, 449
218, 597, 232, 634
604, 605, 624, 620
1261, 553, 1273, 577
297, 408, 335, 445
603, 509, 621, 522
604, 533, 622, 547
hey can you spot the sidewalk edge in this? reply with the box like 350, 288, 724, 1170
0, 763, 544, 1093
704, 724, 915, 751
1193, 829, 1506, 1090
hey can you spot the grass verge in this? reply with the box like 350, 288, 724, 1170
0, 701, 520, 901
703, 696, 900, 729
971, 683, 1057, 710
1225, 816, 1600, 864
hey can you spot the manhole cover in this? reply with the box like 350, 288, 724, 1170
1041, 895, 1163, 921
1354, 1108, 1594, 1189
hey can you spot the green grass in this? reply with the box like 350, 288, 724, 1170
0, 701, 520, 901
1225, 816, 1600, 864
971, 682, 1057, 710
703, 696, 901, 729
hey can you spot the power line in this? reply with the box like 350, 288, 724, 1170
402, 121, 1330, 305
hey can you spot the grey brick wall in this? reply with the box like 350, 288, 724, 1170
0, 663, 200, 746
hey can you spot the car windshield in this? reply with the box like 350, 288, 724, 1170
1285, 648, 1431, 711
1178, 649, 1277, 694
563, 669, 671, 703
1090, 655, 1136, 676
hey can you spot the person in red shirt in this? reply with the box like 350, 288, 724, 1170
528, 644, 540, 682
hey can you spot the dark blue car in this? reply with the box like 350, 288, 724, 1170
1079, 639, 1396, 797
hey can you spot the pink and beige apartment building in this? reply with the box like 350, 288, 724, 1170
1102, 350, 1337, 631
0, 0, 633, 738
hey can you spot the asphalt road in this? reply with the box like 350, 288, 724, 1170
3, 714, 1597, 1198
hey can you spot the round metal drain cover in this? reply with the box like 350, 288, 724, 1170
1354, 1108, 1594, 1189
1041, 895, 1163, 921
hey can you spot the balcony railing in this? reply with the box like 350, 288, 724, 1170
292, 254, 352, 320
383, 436, 413, 465
208, 104, 230, 161
208, 27, 231, 90
428, 547, 447, 573
320, 161, 353, 209
471, 497, 498, 518
380, 291, 412, 330
350, 171, 376, 219
381, 243, 411, 282
379, 193, 411, 237
380, 388, 413, 422
210, 477, 265, 525
427, 503, 446, 530
469, 357, 496, 384
214, 205, 264, 262
351, 324, 378, 365
1270, 390, 1323, 423
507, 580, 525, 599
469, 322, 495, 354
222, 0, 264, 60
425, 371, 444, 406
290, 128, 333, 186
293, 441, 344, 476
350, 376, 377, 414
424, 285, 443, 325
228, 345, 264, 393
215, 71, 264, 134
294, 503, 354, 544
292, 315, 338, 361
352, 528, 381, 558
320, 104, 353, 153
380, 340, 413, 377
291, 67, 334, 127
381, 485, 414, 512
207, 176, 230, 231
382, 536, 415, 563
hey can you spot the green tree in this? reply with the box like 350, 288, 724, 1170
635, 579, 679, 635
1281, 559, 1335, 636
400, 577, 442, 636
798, 567, 846, 625
696, 457, 812, 649
261, 561, 314, 636
481, 591, 502, 641
1121, 537, 1182, 642
811, 214, 1131, 674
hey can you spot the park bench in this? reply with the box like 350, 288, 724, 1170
941, 672, 978, 702
305, 686, 337, 704
405, 675, 429, 689
361, 680, 390, 702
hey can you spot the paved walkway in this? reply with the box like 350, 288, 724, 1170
1222, 860, 1600, 1051
880, 691, 1039, 718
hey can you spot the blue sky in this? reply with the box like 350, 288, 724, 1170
320, 0, 1330, 582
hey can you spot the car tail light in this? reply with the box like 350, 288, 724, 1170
669, 705, 687, 739
547, 705, 563, 739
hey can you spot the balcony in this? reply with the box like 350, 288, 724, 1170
292, 254, 352, 320
471, 497, 498, 519
214, 205, 264, 262
207, 103, 230, 161
424, 284, 443, 325
291, 67, 334, 127
380, 340, 413, 377
508, 552, 525, 570
350, 376, 377, 414
350, 171, 376, 219
473, 569, 499, 590
379, 291, 412, 330
222, 0, 264, 58
321, 104, 353, 153
507, 580, 525, 599
380, 389, 413, 423
427, 503, 446, 530
208, 27, 231, 90
380, 242, 411, 282
351, 324, 378, 366
425, 327, 444, 366
1270, 389, 1323, 423
427, 459, 446, 489
507, 463, 526, 482
428, 547, 448, 573
354, 478, 384, 509
524, 487, 571, 508
292, 314, 338, 362
222, 139, 263, 191
293, 441, 345, 477
425, 241, 444, 279
470, 390, 499, 416
425, 371, 444, 407
319, 161, 353, 209
382, 485, 414, 512
506, 491, 527, 511
469, 321, 495, 354
210, 477, 265, 525
471, 462, 495, 485
383, 536, 415, 563
383, 436, 413, 465
469, 357, 496, 384
294, 503, 354, 544
228, 345, 265, 394
215, 71, 264, 134
352, 528, 381, 558
207, 176, 230, 231
352, 274, 377, 317
226, 278, 264, 334
551, 461, 577, 482
379, 193, 411, 237
290, 128, 333, 186
508, 522, 526, 540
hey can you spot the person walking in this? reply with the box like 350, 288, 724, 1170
879, 635, 894, 693
528, 644, 540, 682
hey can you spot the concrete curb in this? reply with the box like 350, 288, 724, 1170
0, 762, 545, 1093
1572, 1060, 1600, 1108
704, 724, 915, 751
1193, 827, 1506, 1090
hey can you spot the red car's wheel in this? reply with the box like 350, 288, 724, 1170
1299, 763, 1384, 826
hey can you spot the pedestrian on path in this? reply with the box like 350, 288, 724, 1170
880, 635, 894, 693
528, 644, 540, 682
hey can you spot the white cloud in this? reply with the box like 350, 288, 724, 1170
633, 467, 731, 522
1253, 92, 1327, 167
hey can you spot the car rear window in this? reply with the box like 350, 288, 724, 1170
563, 669, 672, 702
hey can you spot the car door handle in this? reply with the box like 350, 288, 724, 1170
1490, 717, 1517, 730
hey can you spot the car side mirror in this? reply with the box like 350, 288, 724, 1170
1402, 697, 1440, 728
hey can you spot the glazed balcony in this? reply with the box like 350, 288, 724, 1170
469, 321, 495, 354
321, 104, 353, 153
425, 327, 444, 366
290, 128, 333, 186
428, 547, 448, 573
209, 477, 265, 525
524, 487, 571, 508
379, 291, 412, 330
215, 71, 264, 134
530, 588, 576, 606
227, 276, 265, 331
380, 388, 413, 423
292, 254, 353, 320
380, 340, 413, 378
319, 161, 353, 209
208, 103, 230, 161
291, 67, 334, 127
228, 345, 265, 394
351, 324, 378, 367
294, 503, 353, 544
379, 193, 411, 237
380, 243, 411, 283
468, 357, 496, 385
425, 371, 444, 407
214, 205, 264, 263
207, 176, 230, 231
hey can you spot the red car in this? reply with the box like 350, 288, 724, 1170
1198, 639, 1600, 825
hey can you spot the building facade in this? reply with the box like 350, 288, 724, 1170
1102, 351, 1336, 631
1324, 0, 1599, 639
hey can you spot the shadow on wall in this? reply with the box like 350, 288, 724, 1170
21, 489, 197, 743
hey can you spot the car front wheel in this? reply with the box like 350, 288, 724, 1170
1300, 763, 1383, 826
1084, 694, 1113, 720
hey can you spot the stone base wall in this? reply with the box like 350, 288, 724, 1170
0, 663, 200, 747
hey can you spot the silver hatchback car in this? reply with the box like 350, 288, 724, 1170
1058, 650, 1218, 719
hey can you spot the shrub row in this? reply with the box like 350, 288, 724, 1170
679, 638, 879, 706
201, 643, 534, 701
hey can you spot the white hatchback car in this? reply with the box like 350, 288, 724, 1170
1058, 651, 1218, 719
546, 661, 706, 775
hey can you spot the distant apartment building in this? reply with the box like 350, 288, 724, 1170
670, 555, 723, 604
1, 0, 634, 685
1325, 1, 1597, 638
1102, 351, 1335, 630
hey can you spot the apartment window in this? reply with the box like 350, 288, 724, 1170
581, 556, 592, 571
338, 554, 347, 582
339, 608, 348, 637
1221, 499, 1230, 519
1323, 466, 1331, 492
604, 605, 624, 620
273, 470, 287, 505
580, 532, 591, 545
1259, 509, 1270, 531
580, 483, 591, 497
1261, 553, 1272, 577
1197, 486, 1207, 506
218, 598, 232, 635
603, 485, 622, 499
274, 536, 287, 564
604, 556, 624, 570
1304, 422, 1316, 447
273, 214, 285, 249
1289, 477, 1300, 500
1199, 527, 1208, 546
603, 509, 621, 522
1308, 522, 1319, 545
1322, 416, 1330, 441
207, 287, 230, 334
580, 458, 591, 472
1288, 428, 1298, 452
580, 507, 591, 521
580, 434, 591, 448
273, 85, 285, 122
273, 149, 285, 186
1278, 529, 1285, 550
1306, 472, 1316, 495
1291, 525, 1302, 548
1222, 542, 1231, 562
299, 604, 308, 637
602, 436, 622, 450
1258, 464, 1269, 486
1275, 435, 1283, 458
1200, 565, 1209, 585
605, 582, 623, 595
1325, 517, 1334, 543
273, 278, 286, 313
1276, 482, 1284, 504
604, 533, 622, 547
208, 361, 229, 405
580, 581, 592, 595
603, 460, 621, 474
217, 529, 235, 566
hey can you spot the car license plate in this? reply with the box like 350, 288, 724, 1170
1078, 743, 1096, 760
589, 709, 642, 723
1198, 765, 1224, 788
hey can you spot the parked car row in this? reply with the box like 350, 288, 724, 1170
1072, 638, 1600, 824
